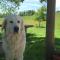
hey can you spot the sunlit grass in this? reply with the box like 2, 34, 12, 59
55, 12, 60, 38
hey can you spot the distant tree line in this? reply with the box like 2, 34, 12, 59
56, 11, 60, 13
0, 13, 12, 18
19, 10, 35, 16
0, 13, 6, 18
0, 10, 35, 18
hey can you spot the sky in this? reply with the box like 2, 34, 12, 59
0, 0, 60, 13
18, 0, 60, 12
56, 0, 60, 11
18, 0, 46, 12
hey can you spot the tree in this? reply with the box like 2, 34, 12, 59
39, 5, 47, 21
19, 10, 35, 16
0, 0, 24, 6
0, 0, 24, 15
41, 0, 47, 2
7, 0, 24, 5
35, 5, 47, 27
40, 0, 47, 3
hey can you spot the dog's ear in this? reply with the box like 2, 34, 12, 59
2, 19, 7, 31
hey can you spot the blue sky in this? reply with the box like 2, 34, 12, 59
18, 0, 46, 12
0, 0, 60, 13
18, 0, 60, 12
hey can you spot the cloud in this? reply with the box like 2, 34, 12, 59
56, 0, 60, 11
23, 0, 40, 3
18, 0, 60, 12
18, 0, 42, 12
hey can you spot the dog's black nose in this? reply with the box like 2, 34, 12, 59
14, 26, 19, 33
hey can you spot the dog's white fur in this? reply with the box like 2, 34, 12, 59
2, 14, 26, 60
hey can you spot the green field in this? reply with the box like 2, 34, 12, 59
23, 12, 60, 38
0, 12, 60, 60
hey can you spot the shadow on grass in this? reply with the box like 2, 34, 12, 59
24, 33, 60, 60
36, 26, 46, 28
0, 32, 60, 60
0, 33, 2, 40
55, 38, 60, 53
0, 33, 5, 60
24, 33, 46, 60
55, 38, 60, 45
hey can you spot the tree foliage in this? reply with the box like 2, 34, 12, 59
35, 5, 47, 27
0, 0, 24, 5
40, 0, 47, 3
0, 0, 15, 14
7, 0, 24, 5
35, 5, 47, 20
0, 0, 24, 15
19, 10, 35, 16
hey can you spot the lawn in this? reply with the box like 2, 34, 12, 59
24, 12, 60, 60
55, 12, 60, 38
0, 12, 60, 60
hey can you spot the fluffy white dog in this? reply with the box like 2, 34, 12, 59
2, 14, 26, 60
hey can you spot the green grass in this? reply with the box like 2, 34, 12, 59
0, 12, 60, 60
23, 12, 60, 60
24, 34, 45, 60
55, 12, 60, 38
0, 18, 4, 24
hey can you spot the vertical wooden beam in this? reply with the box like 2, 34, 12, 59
46, 0, 56, 60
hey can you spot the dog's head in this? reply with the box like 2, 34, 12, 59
2, 14, 24, 34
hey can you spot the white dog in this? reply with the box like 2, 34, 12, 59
2, 14, 26, 60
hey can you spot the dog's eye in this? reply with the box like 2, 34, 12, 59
10, 21, 13, 23
17, 21, 20, 23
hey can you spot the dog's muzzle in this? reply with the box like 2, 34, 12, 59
14, 26, 19, 33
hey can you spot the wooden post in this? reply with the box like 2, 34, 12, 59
46, 0, 56, 60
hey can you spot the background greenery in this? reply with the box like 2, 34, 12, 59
0, 12, 60, 60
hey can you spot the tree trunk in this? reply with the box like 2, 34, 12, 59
46, 0, 56, 60
39, 20, 41, 27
